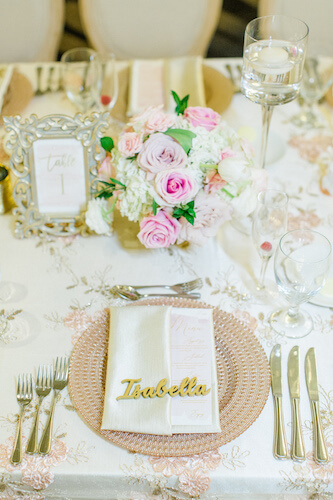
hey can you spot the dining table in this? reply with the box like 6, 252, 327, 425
0, 57, 332, 500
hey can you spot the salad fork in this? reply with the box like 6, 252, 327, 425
38, 357, 69, 455
26, 365, 53, 454
116, 278, 203, 294
10, 374, 33, 464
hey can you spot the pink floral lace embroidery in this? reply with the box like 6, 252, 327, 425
288, 212, 321, 231
149, 449, 222, 496
0, 436, 67, 490
64, 309, 107, 344
289, 134, 333, 163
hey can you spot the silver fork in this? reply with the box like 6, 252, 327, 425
120, 278, 203, 294
26, 365, 53, 454
38, 357, 69, 455
225, 63, 241, 93
10, 374, 33, 465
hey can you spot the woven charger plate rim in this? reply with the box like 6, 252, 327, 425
68, 298, 271, 457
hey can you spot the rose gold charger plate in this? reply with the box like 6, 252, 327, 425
68, 298, 271, 457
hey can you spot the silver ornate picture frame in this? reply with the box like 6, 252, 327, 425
4, 112, 109, 238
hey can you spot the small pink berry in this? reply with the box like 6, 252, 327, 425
260, 241, 272, 252
101, 95, 112, 106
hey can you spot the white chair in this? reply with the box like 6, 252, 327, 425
0, 0, 65, 62
78, 0, 223, 59
258, 0, 333, 45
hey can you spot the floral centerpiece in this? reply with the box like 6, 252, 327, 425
85, 92, 267, 248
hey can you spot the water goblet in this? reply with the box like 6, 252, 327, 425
61, 47, 102, 113
241, 15, 309, 169
291, 41, 333, 129
270, 229, 331, 338
252, 189, 288, 292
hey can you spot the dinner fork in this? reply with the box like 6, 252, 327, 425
38, 357, 69, 455
119, 278, 203, 294
10, 374, 33, 465
26, 365, 53, 454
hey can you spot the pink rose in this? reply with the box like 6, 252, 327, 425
144, 109, 175, 134
97, 156, 115, 181
177, 192, 233, 245
118, 132, 143, 157
154, 169, 198, 205
138, 210, 181, 248
204, 170, 226, 194
137, 133, 187, 179
184, 106, 220, 131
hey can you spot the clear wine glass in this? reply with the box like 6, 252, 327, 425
270, 229, 331, 338
252, 189, 288, 291
61, 48, 103, 113
98, 53, 119, 116
291, 41, 333, 129
241, 15, 309, 169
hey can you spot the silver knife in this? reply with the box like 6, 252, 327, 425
270, 344, 289, 459
305, 348, 328, 464
288, 346, 305, 461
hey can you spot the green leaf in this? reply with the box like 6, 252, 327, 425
152, 199, 158, 216
184, 213, 195, 225
110, 178, 126, 188
101, 136, 114, 152
96, 191, 114, 199
164, 128, 196, 154
171, 90, 189, 115
172, 201, 196, 224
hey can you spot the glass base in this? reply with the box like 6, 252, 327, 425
269, 308, 313, 339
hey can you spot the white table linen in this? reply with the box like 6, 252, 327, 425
0, 58, 332, 499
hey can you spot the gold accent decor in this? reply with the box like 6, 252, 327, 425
4, 112, 109, 238
68, 298, 271, 457
116, 377, 210, 400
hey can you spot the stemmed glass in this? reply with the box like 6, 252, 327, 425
291, 41, 333, 129
270, 229, 331, 338
241, 15, 309, 169
61, 48, 103, 113
252, 189, 288, 291
98, 53, 119, 116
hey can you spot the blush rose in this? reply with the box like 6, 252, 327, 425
154, 169, 198, 205
137, 133, 187, 179
117, 132, 143, 157
184, 106, 220, 131
138, 210, 181, 248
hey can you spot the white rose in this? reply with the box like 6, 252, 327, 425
218, 154, 248, 183
85, 198, 113, 235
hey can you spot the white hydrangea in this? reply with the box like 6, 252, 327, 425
119, 174, 152, 221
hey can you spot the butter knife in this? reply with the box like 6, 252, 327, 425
288, 346, 305, 461
270, 344, 289, 459
305, 348, 328, 464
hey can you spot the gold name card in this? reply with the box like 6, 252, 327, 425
116, 376, 210, 401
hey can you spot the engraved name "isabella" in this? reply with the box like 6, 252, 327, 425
116, 377, 210, 401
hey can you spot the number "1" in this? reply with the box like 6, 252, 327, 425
60, 173, 65, 195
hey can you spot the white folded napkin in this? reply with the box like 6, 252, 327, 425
102, 305, 221, 435
127, 56, 206, 116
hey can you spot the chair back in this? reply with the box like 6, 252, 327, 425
0, 0, 64, 62
258, 0, 333, 45
78, 0, 222, 59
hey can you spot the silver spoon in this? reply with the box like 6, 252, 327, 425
114, 285, 201, 301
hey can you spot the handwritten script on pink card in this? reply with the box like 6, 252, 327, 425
170, 308, 216, 427
33, 138, 87, 215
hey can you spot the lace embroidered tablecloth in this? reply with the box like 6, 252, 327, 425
0, 59, 332, 500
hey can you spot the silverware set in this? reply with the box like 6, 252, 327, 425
225, 63, 242, 93
270, 344, 328, 464
10, 357, 69, 465
35, 65, 63, 95
113, 277, 203, 301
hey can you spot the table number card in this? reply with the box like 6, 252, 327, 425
4, 112, 108, 238
33, 138, 87, 215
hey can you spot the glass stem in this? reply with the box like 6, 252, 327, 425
286, 305, 300, 324
257, 256, 270, 290
259, 104, 274, 169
